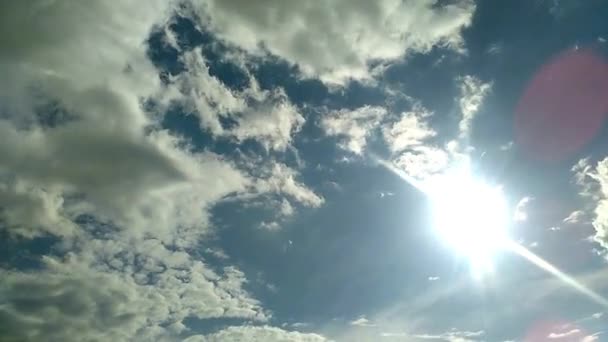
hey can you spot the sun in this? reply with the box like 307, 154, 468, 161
426, 164, 510, 275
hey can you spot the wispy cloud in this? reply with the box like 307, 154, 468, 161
321, 106, 387, 155
456, 75, 492, 141
350, 316, 376, 327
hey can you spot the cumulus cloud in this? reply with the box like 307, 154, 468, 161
0, 243, 267, 342
321, 102, 447, 179
380, 103, 454, 180
383, 104, 436, 153
321, 106, 387, 155
392, 146, 451, 180
0, 0, 228, 242
175, 49, 304, 151
192, 0, 475, 84
184, 325, 329, 342
0, 1, 324, 340
381, 75, 491, 181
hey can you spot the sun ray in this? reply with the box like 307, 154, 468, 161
377, 156, 608, 307
507, 241, 608, 308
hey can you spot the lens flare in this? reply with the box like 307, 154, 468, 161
377, 157, 608, 308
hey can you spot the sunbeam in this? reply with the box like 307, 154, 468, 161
508, 241, 608, 308
377, 156, 608, 308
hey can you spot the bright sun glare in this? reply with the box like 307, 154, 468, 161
427, 165, 510, 275
380, 156, 608, 305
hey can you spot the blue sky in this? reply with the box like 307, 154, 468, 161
2, 1, 608, 341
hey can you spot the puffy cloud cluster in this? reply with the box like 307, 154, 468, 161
382, 104, 449, 179
0, 1, 323, 340
383, 104, 436, 153
0, 0, 198, 240
192, 0, 476, 84
0, 245, 266, 342
320, 75, 491, 180
321, 106, 388, 155
320, 101, 447, 178
175, 49, 304, 151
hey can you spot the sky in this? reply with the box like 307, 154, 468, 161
2, 1, 608, 341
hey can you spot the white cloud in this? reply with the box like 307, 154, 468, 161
383, 104, 436, 153
456, 75, 492, 141
0, 2, 325, 341
0, 1, 255, 244
192, 0, 475, 84
176, 48, 305, 151
0, 241, 267, 341
350, 316, 376, 327
548, 328, 581, 339
563, 210, 586, 224
184, 325, 329, 342
260, 221, 281, 231
392, 145, 450, 180
280, 198, 295, 217
413, 330, 484, 342
572, 158, 596, 197
514, 196, 534, 222
0, 179, 76, 238
0, 119, 250, 244
176, 48, 249, 135
205, 247, 230, 260
582, 335, 601, 342
573, 157, 608, 249
378, 100, 463, 181
321, 106, 387, 155
229, 99, 305, 151
254, 162, 324, 208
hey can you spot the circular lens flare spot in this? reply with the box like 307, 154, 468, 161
515, 49, 608, 162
